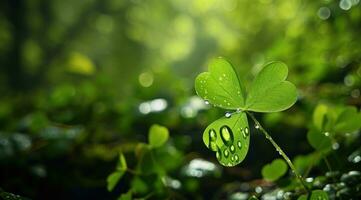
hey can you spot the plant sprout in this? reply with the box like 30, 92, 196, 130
195, 57, 314, 196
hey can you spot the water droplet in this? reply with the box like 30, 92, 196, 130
234, 154, 239, 161
324, 132, 330, 136
209, 141, 218, 151
208, 129, 218, 151
224, 149, 229, 157
255, 124, 260, 129
332, 142, 340, 150
339, 0, 352, 10
220, 126, 234, 145
205, 100, 210, 105
216, 149, 222, 160
230, 145, 235, 153
225, 112, 232, 118
231, 156, 235, 162
209, 129, 217, 140
222, 73, 226, 77
237, 141, 242, 149
244, 127, 249, 135
227, 102, 231, 106
242, 130, 247, 138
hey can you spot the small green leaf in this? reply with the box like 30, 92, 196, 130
246, 62, 297, 112
107, 171, 125, 191
148, 124, 169, 148
261, 158, 288, 181
195, 57, 246, 109
307, 129, 332, 152
334, 106, 361, 133
107, 152, 127, 191
202, 112, 250, 167
297, 190, 329, 200
118, 190, 132, 200
116, 152, 127, 171
313, 104, 329, 131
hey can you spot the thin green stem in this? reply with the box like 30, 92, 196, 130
246, 111, 310, 194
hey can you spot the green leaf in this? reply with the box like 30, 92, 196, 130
297, 190, 329, 200
136, 145, 160, 175
202, 112, 250, 167
307, 129, 332, 152
107, 171, 125, 191
116, 152, 127, 171
148, 124, 169, 148
261, 158, 288, 181
195, 57, 246, 109
246, 62, 297, 112
313, 104, 329, 131
118, 190, 132, 200
107, 152, 127, 191
334, 106, 361, 133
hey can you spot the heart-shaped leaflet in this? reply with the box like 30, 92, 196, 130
202, 112, 250, 167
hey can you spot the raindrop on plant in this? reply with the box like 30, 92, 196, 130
220, 126, 234, 145
224, 149, 229, 157
204, 100, 210, 105
255, 124, 260, 129
237, 141, 242, 149
230, 145, 235, 153
225, 112, 232, 118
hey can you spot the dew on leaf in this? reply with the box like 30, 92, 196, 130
220, 126, 234, 145
230, 144, 235, 153
204, 100, 210, 105
237, 141, 242, 149
225, 112, 232, 118
224, 149, 229, 157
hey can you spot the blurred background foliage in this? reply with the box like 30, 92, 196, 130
0, 0, 360, 199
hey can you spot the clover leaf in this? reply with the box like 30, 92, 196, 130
202, 112, 250, 167
148, 124, 169, 148
261, 159, 288, 181
245, 62, 297, 112
107, 152, 127, 191
195, 58, 246, 110
195, 57, 297, 166
297, 190, 329, 200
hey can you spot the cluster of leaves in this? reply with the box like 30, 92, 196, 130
195, 57, 297, 166
308, 104, 361, 153
107, 124, 182, 199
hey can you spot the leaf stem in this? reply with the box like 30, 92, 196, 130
246, 111, 310, 194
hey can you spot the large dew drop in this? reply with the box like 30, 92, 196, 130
220, 126, 234, 146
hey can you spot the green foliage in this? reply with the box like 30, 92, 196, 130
261, 159, 288, 182
107, 153, 127, 191
195, 58, 297, 166
297, 190, 329, 200
245, 62, 297, 112
308, 104, 361, 152
202, 112, 249, 166
195, 58, 246, 110
148, 124, 169, 148
118, 190, 132, 200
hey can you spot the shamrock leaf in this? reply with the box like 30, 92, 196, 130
148, 124, 169, 148
195, 58, 297, 166
297, 190, 329, 200
334, 106, 361, 133
107, 152, 127, 191
307, 129, 332, 152
246, 62, 297, 112
202, 112, 250, 167
195, 57, 246, 110
261, 159, 288, 181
